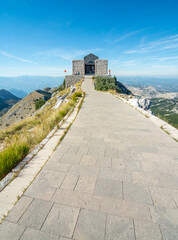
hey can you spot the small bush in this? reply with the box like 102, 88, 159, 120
94, 76, 131, 94
72, 90, 82, 101
58, 84, 65, 92
35, 99, 46, 110
95, 76, 117, 91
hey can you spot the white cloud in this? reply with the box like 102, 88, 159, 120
0, 50, 37, 64
113, 29, 145, 43
37, 48, 102, 60
125, 34, 178, 54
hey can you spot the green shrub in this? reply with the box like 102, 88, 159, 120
58, 84, 65, 92
95, 76, 117, 91
0, 142, 30, 179
94, 76, 131, 94
35, 99, 46, 110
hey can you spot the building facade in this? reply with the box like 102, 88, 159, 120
72, 53, 108, 76
65, 53, 108, 87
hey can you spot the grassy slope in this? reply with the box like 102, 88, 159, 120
0, 80, 84, 180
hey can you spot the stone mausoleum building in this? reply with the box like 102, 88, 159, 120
65, 53, 108, 87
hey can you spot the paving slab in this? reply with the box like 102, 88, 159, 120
149, 186, 177, 208
134, 220, 162, 240
75, 175, 96, 194
24, 182, 56, 201
0, 221, 26, 240
34, 170, 66, 188
18, 198, 53, 229
61, 174, 79, 190
160, 224, 178, 240
100, 197, 151, 222
99, 167, 132, 182
106, 215, 135, 240
6, 196, 33, 222
123, 182, 153, 204
20, 228, 60, 240
150, 205, 178, 225
73, 209, 106, 240
80, 155, 96, 166
42, 203, 79, 238
52, 188, 101, 211
94, 178, 123, 199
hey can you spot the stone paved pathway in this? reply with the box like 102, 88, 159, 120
1, 76, 178, 239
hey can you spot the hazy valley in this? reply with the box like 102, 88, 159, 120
121, 77, 178, 129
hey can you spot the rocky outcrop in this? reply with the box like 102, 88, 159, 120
116, 81, 132, 95
128, 97, 151, 110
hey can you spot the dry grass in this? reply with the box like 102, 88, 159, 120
0, 85, 84, 180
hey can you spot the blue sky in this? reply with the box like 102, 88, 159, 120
0, 0, 178, 77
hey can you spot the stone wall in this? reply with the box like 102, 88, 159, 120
95, 59, 108, 75
65, 75, 84, 88
72, 60, 85, 75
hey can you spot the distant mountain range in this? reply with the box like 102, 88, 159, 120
0, 75, 64, 93
9, 89, 28, 98
0, 89, 20, 117
118, 76, 178, 93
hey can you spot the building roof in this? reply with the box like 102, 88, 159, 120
84, 53, 99, 64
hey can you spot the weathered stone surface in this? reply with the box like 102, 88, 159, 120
60, 153, 82, 164
100, 198, 151, 221
52, 188, 101, 211
61, 174, 79, 190
160, 224, 178, 240
43, 162, 71, 173
123, 182, 152, 204
24, 182, 56, 201
73, 209, 106, 240
112, 157, 125, 170
132, 171, 162, 187
106, 215, 135, 240
19, 199, 53, 229
134, 220, 162, 240
150, 206, 178, 225
0, 221, 25, 240
75, 175, 96, 194
6, 196, 33, 222
80, 155, 96, 166
69, 165, 99, 177
94, 178, 122, 199
95, 59, 108, 75
34, 170, 66, 188
72, 60, 85, 75
150, 186, 176, 208
42, 204, 79, 238
96, 156, 112, 168
99, 168, 131, 182
20, 228, 59, 240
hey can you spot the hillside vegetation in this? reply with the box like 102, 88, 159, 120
0, 80, 84, 180
94, 76, 132, 95
151, 98, 178, 129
